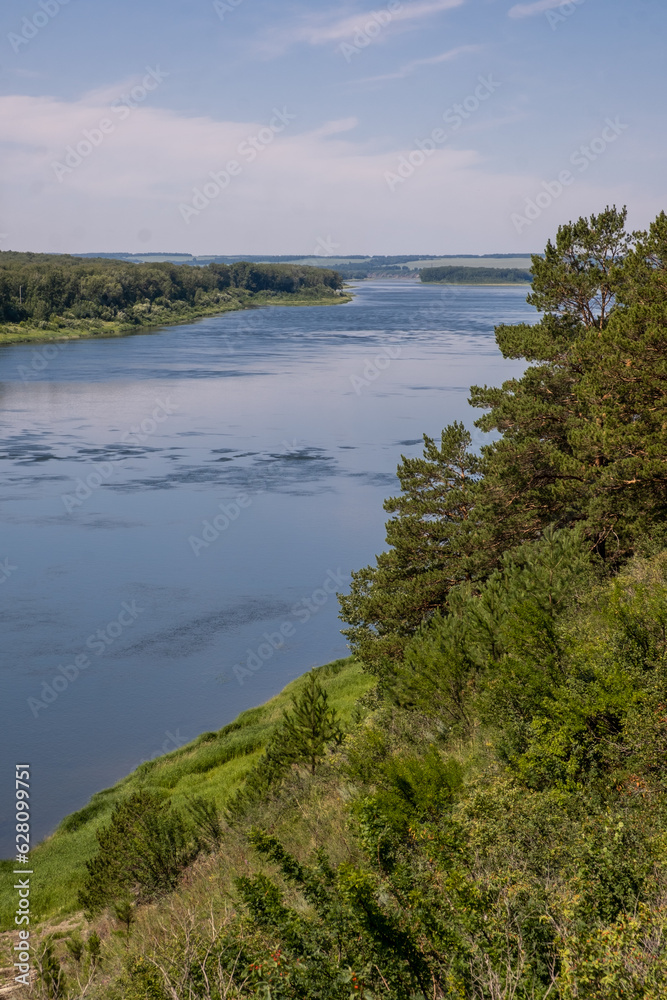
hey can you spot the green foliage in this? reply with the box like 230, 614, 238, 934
112, 898, 136, 943
74, 553, 667, 998
272, 670, 343, 774
472, 206, 667, 560
225, 671, 346, 820
339, 422, 481, 672
78, 791, 199, 914
86, 931, 101, 966
64, 933, 84, 965
36, 938, 66, 999
341, 208, 667, 676
0, 251, 343, 330
420, 265, 532, 284
236, 832, 434, 998
18, 211, 667, 998
185, 795, 224, 851
392, 525, 598, 726
0, 658, 372, 930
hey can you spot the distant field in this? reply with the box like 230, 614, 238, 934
403, 256, 534, 271
80, 253, 537, 270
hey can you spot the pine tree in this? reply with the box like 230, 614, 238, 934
338, 422, 481, 674
577, 211, 667, 553
273, 672, 342, 774
467, 206, 667, 562
37, 939, 66, 1000
393, 525, 598, 724
78, 791, 198, 914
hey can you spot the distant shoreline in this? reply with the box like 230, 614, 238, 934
0, 290, 353, 348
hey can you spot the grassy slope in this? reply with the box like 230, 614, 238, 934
0, 658, 372, 931
0, 290, 352, 347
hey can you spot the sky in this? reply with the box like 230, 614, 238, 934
0, 0, 664, 255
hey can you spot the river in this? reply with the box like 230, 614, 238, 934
0, 280, 533, 854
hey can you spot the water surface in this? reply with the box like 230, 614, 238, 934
0, 281, 533, 853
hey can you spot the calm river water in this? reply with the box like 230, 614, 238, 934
0, 280, 533, 854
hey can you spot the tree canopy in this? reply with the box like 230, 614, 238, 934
341, 207, 667, 671
0, 251, 343, 328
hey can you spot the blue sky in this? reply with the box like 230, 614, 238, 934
0, 0, 664, 254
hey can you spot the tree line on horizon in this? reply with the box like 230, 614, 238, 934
419, 265, 533, 284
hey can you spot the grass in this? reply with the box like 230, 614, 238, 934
0, 658, 373, 930
0, 289, 352, 347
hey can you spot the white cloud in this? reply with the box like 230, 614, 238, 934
255, 0, 467, 55
352, 44, 480, 84
0, 87, 656, 255
508, 0, 574, 18
301, 0, 466, 43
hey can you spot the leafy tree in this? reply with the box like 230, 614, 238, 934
340, 209, 667, 679
391, 525, 598, 729
0, 251, 343, 329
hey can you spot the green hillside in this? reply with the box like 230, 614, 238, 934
0, 659, 372, 930
6, 208, 667, 999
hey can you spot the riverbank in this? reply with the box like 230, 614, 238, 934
0, 289, 353, 347
0, 658, 372, 931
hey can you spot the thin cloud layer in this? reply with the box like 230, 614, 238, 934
0, 86, 646, 255
508, 0, 575, 18
255, 0, 467, 55
353, 44, 480, 84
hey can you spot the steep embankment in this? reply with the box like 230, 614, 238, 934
0, 658, 372, 930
